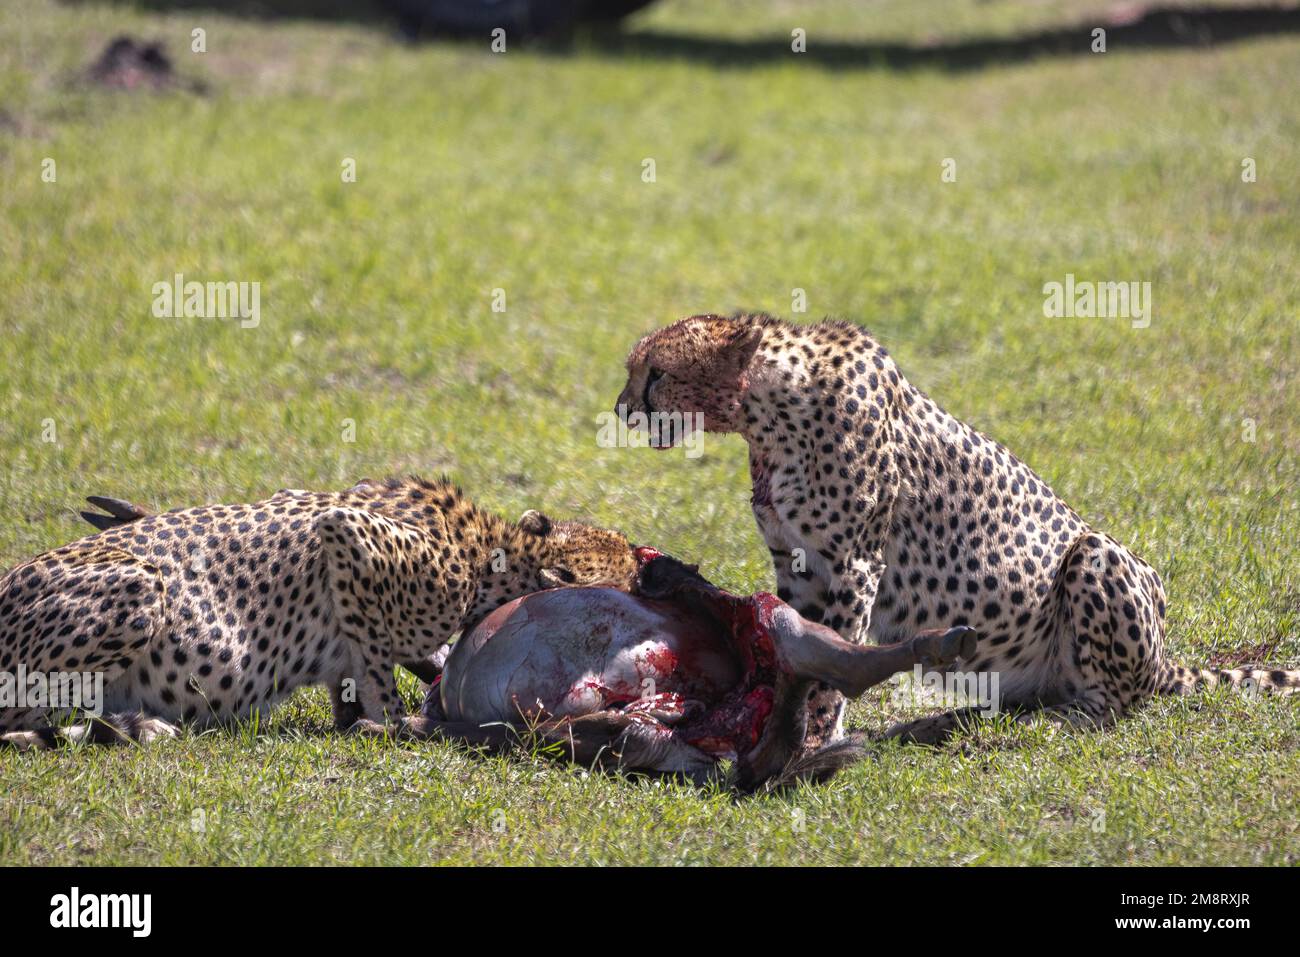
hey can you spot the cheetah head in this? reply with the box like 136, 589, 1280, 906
615, 314, 765, 448
519, 510, 639, 592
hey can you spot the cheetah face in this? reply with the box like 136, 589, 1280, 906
519, 510, 639, 592
615, 314, 764, 448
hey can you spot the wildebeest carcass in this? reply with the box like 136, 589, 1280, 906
358, 548, 976, 790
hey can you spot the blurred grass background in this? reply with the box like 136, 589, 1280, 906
0, 0, 1296, 864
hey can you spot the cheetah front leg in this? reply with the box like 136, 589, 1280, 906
764, 518, 890, 749
757, 500, 848, 635
758, 512, 844, 750
315, 507, 439, 729
770, 544, 842, 752
770, 551, 831, 620
799, 548, 889, 748
334, 639, 403, 729
327, 645, 403, 730
820, 548, 888, 646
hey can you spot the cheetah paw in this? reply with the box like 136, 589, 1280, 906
346, 718, 394, 739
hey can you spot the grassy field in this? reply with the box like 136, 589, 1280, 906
1, 0, 1297, 865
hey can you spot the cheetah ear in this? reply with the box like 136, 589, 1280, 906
720, 322, 763, 372
518, 509, 553, 536
538, 567, 570, 589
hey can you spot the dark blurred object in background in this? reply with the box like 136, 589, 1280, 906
385, 0, 660, 40
87, 35, 175, 89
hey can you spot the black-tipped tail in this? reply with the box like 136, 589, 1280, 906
1161, 662, 1300, 696
81, 495, 152, 531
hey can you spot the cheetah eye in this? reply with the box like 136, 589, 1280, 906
643, 367, 664, 410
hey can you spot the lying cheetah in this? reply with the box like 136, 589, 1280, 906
616, 313, 1299, 745
0, 477, 637, 748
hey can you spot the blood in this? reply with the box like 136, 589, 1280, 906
680, 686, 775, 758
633, 545, 664, 564
637, 644, 680, 680
570, 630, 723, 712
622, 691, 696, 724
628, 555, 785, 759
452, 550, 797, 763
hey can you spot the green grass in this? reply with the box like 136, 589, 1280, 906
1, 0, 1297, 865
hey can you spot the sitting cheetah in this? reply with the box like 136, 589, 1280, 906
615, 313, 1299, 745
0, 477, 637, 748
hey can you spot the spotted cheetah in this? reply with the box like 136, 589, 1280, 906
0, 477, 638, 749
615, 313, 1300, 745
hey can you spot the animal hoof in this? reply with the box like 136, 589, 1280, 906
919, 625, 979, 666
940, 625, 979, 662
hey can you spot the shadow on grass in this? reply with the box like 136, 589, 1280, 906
575, 4, 1300, 71
62, 1, 1300, 71
63, 0, 395, 25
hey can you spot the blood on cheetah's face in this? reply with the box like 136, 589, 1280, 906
615, 314, 763, 448
520, 510, 639, 592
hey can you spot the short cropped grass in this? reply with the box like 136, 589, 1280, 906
0, 0, 1297, 864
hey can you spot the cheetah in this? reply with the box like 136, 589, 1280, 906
0, 476, 638, 749
615, 313, 1300, 746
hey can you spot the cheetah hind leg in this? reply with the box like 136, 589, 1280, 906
1012, 689, 1121, 732
0, 549, 165, 745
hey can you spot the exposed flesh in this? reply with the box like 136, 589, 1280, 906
440, 586, 770, 759
437, 552, 978, 774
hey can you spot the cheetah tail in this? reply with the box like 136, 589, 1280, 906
1160, 662, 1300, 697
0, 713, 178, 750
80, 495, 152, 531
